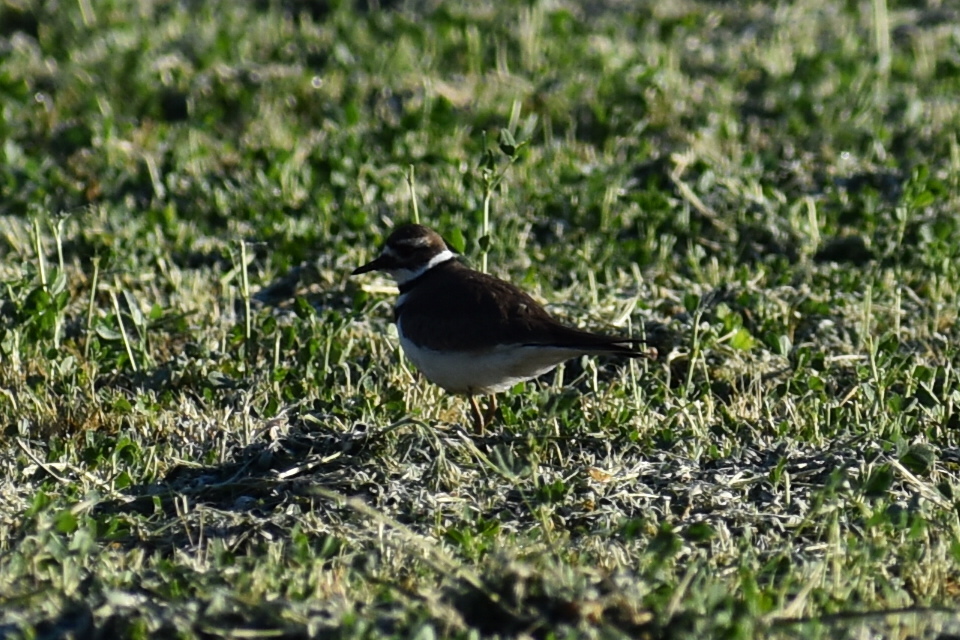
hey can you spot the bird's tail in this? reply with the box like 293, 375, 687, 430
528, 329, 655, 358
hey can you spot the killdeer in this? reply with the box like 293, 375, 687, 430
351, 224, 647, 433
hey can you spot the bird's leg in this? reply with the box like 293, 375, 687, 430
483, 394, 498, 426
468, 395, 485, 435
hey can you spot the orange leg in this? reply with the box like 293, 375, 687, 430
468, 395, 485, 435
484, 395, 498, 426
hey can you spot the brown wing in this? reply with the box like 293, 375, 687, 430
399, 261, 641, 354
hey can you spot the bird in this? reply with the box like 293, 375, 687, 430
351, 223, 648, 433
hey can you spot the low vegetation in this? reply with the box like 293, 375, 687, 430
1, 0, 959, 637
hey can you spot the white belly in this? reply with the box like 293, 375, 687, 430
397, 325, 583, 395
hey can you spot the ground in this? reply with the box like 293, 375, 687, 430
1, 0, 960, 638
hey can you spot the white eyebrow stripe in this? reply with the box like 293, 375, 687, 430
393, 236, 431, 248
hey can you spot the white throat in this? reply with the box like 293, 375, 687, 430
390, 249, 457, 286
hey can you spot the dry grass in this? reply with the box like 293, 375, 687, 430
2, 0, 960, 637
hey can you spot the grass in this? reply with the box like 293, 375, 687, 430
2, 0, 960, 637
